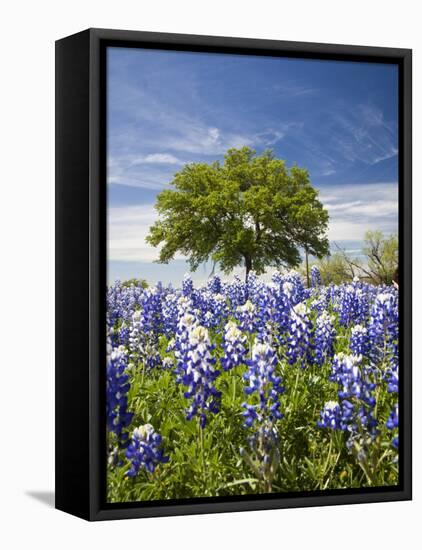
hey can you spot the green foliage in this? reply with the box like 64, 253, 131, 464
305, 253, 355, 285
121, 278, 149, 288
305, 232, 399, 286
147, 147, 329, 278
362, 231, 398, 285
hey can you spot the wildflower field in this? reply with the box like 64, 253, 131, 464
106, 268, 399, 503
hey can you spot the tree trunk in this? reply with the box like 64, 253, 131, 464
305, 247, 310, 288
245, 255, 252, 282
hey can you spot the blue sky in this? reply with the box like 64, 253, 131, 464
107, 47, 398, 285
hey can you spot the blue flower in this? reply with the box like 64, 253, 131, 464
236, 299, 258, 333
350, 324, 370, 357
385, 366, 399, 394
286, 302, 313, 368
331, 353, 376, 408
126, 424, 169, 476
106, 342, 133, 447
317, 401, 343, 430
242, 340, 284, 428
179, 324, 221, 428
335, 280, 370, 327
221, 320, 248, 371
386, 403, 399, 449
127, 309, 161, 370
226, 275, 247, 310
319, 353, 378, 455
182, 273, 194, 296
368, 291, 398, 369
241, 339, 284, 491
207, 274, 222, 294
311, 265, 321, 288
314, 311, 336, 366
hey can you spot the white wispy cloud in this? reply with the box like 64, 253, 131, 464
107, 122, 299, 189
108, 204, 159, 262
326, 104, 398, 167
272, 83, 318, 97
319, 181, 398, 242
108, 204, 189, 263
134, 153, 185, 165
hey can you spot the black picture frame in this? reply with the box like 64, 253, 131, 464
55, 28, 412, 521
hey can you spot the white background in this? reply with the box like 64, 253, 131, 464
0, 1, 419, 548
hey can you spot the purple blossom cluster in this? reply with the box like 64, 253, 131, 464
368, 291, 399, 372
126, 424, 169, 476
177, 322, 221, 428
314, 311, 336, 366
242, 340, 284, 428
318, 353, 378, 457
286, 302, 313, 368
333, 279, 373, 327
106, 341, 133, 447
350, 324, 370, 357
311, 265, 321, 288
241, 338, 285, 487
221, 320, 248, 371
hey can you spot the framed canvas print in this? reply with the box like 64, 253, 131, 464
55, 28, 412, 521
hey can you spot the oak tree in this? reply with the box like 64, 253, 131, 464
146, 147, 329, 280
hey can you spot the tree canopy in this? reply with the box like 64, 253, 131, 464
146, 147, 329, 279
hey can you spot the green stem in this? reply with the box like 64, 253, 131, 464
198, 420, 206, 493
232, 372, 237, 404
141, 362, 146, 387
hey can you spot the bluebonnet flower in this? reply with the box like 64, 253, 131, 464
310, 287, 330, 314
256, 284, 276, 328
336, 280, 370, 327
242, 341, 284, 428
386, 403, 399, 449
125, 424, 169, 476
317, 401, 344, 430
330, 353, 376, 408
350, 324, 370, 357
385, 366, 399, 394
106, 281, 144, 329
241, 340, 284, 491
112, 322, 129, 347
197, 291, 228, 329
226, 275, 247, 310
311, 265, 321, 288
140, 286, 163, 335
181, 325, 221, 428
269, 271, 306, 309
182, 273, 194, 296
368, 291, 399, 369
106, 342, 133, 447
314, 311, 336, 366
221, 320, 248, 371
162, 291, 181, 337
286, 302, 313, 368
245, 271, 261, 300
161, 357, 174, 370
173, 311, 197, 381
319, 353, 378, 461
236, 300, 257, 333
266, 275, 292, 339
367, 291, 399, 398
127, 309, 161, 371
207, 274, 222, 294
